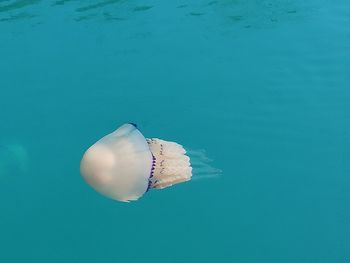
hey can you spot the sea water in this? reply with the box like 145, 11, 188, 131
0, 1, 349, 262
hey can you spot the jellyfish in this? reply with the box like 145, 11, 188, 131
0, 141, 28, 178
80, 123, 220, 202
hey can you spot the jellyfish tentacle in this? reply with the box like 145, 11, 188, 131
187, 149, 222, 180
146, 138, 192, 189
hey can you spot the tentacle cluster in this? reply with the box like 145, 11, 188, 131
146, 138, 192, 189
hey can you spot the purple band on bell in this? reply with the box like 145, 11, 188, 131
146, 153, 156, 192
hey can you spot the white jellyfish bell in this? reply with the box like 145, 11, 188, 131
80, 123, 220, 202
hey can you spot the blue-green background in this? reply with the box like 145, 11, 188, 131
1, 1, 349, 262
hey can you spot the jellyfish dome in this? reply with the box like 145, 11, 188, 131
80, 123, 192, 202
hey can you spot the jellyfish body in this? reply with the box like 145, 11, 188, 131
80, 124, 192, 202
0, 141, 28, 177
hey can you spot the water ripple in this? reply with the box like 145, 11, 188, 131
133, 6, 153, 12
75, 0, 122, 13
51, 0, 72, 6
0, 0, 41, 13
0, 0, 306, 27
0, 11, 34, 21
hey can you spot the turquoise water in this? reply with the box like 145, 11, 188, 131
1, 1, 349, 262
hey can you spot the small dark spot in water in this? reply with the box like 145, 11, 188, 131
244, 25, 251, 28
133, 6, 153, 12
287, 10, 297, 14
177, 4, 187, 8
189, 12, 204, 16
52, 0, 72, 6
108, 17, 124, 21
207, 1, 217, 5
270, 18, 278, 22
229, 15, 243, 21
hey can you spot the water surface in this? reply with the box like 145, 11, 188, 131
1, 1, 349, 262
